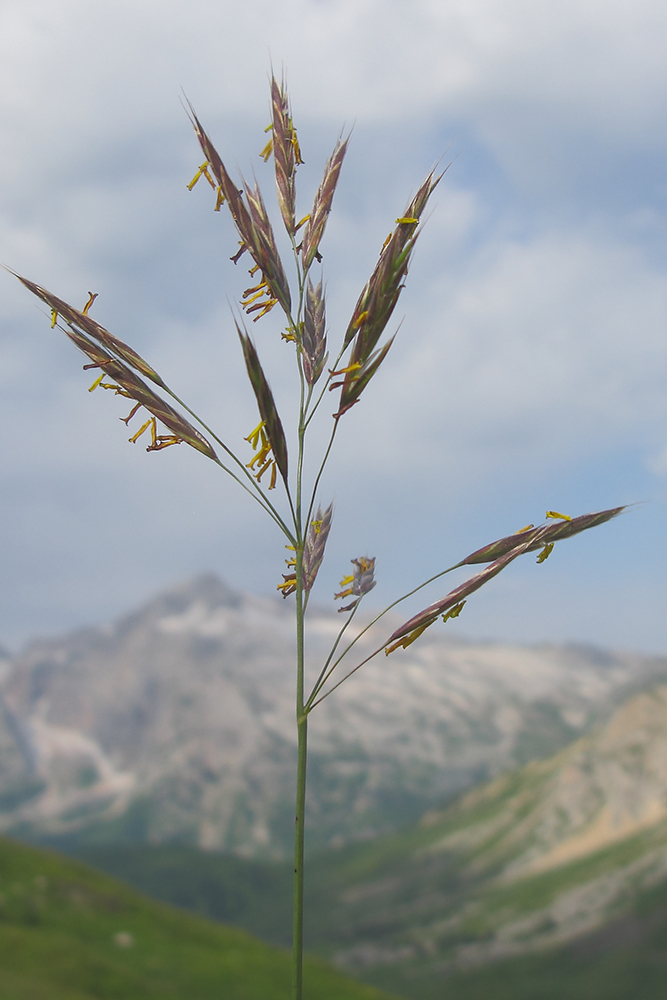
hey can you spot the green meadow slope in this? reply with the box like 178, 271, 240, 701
0, 835, 395, 1000
72, 684, 667, 1000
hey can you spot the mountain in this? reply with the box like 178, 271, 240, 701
0, 832, 393, 1000
76, 683, 667, 1000
1, 573, 666, 856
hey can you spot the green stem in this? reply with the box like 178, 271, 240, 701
307, 559, 466, 706
293, 711, 308, 1000
293, 541, 307, 1000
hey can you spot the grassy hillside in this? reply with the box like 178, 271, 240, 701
68, 833, 667, 1000
66, 686, 667, 998
0, 835, 395, 1000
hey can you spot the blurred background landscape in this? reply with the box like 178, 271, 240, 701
2, 0, 667, 997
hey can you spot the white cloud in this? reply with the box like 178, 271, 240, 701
2, 0, 667, 649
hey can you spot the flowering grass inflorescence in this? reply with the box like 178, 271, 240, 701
11, 74, 624, 1000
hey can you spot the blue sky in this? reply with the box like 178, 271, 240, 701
1, 0, 667, 652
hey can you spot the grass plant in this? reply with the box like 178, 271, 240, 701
10, 74, 624, 999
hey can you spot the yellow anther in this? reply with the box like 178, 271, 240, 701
514, 524, 534, 534
269, 463, 277, 490
120, 403, 142, 425
546, 510, 572, 521
385, 622, 431, 655
256, 459, 273, 482
537, 542, 555, 564
82, 292, 98, 316
352, 311, 369, 330
329, 363, 362, 378
260, 138, 273, 162
295, 215, 310, 232
50, 309, 58, 328
214, 186, 225, 212
442, 601, 466, 623
187, 162, 215, 191
311, 519, 323, 534
128, 418, 152, 444
395, 217, 419, 224
88, 373, 105, 392
246, 441, 271, 470
244, 421, 266, 450
288, 121, 304, 164
249, 299, 278, 321
243, 287, 270, 308
339, 574, 354, 587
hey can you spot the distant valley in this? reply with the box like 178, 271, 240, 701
76, 682, 667, 1000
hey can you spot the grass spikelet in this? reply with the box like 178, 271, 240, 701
302, 503, 334, 591
9, 271, 166, 387
302, 278, 327, 385
386, 528, 551, 651
187, 106, 291, 317
236, 319, 289, 484
330, 170, 441, 418
242, 179, 292, 315
462, 506, 626, 565
301, 137, 348, 271
342, 169, 441, 353
57, 323, 217, 460
269, 75, 300, 235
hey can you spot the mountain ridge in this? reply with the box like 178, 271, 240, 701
1, 572, 666, 856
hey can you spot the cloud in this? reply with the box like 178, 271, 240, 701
1, 0, 667, 651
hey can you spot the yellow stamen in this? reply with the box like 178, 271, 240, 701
129, 418, 152, 444
288, 121, 304, 164
244, 421, 266, 449
546, 510, 572, 521
385, 622, 431, 655
329, 363, 362, 378
187, 162, 215, 191
514, 524, 534, 534
395, 217, 419, 224
50, 309, 58, 328
442, 601, 466, 623
255, 459, 273, 482
246, 442, 271, 470
88, 373, 105, 392
214, 186, 225, 212
295, 215, 310, 232
243, 287, 270, 308
260, 138, 273, 162
537, 542, 555, 564
269, 463, 277, 490
352, 311, 369, 330
82, 292, 98, 315
120, 403, 142, 425
249, 299, 277, 321
311, 520, 323, 534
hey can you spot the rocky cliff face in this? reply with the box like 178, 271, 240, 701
1, 574, 665, 856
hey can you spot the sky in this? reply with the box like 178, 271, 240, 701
1, 0, 667, 653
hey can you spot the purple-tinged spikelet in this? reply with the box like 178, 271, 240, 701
303, 503, 334, 591
302, 279, 328, 385
301, 137, 348, 271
